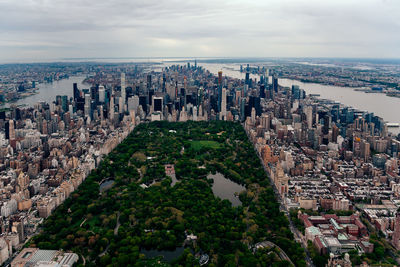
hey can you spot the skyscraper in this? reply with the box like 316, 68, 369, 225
221, 88, 227, 120
98, 85, 105, 103
217, 71, 223, 112
109, 96, 114, 121
120, 73, 126, 112
305, 106, 313, 129
147, 74, 152, 89
273, 76, 278, 93
9, 120, 15, 140
245, 64, 250, 86
153, 97, 163, 113
84, 94, 91, 118
218, 71, 223, 87
73, 83, 80, 101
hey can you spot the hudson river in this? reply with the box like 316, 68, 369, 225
2, 76, 86, 108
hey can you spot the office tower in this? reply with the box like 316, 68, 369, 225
147, 74, 152, 89
128, 96, 139, 112
73, 83, 80, 101
322, 112, 330, 135
9, 120, 15, 140
245, 64, 250, 85
149, 90, 154, 106
221, 88, 227, 120
240, 98, 246, 121
260, 84, 265, 98
153, 97, 163, 112
305, 106, 313, 129
292, 85, 300, 99
273, 76, 278, 93
249, 96, 261, 116
61, 95, 68, 112
217, 71, 223, 112
84, 94, 91, 118
218, 71, 223, 87
139, 95, 147, 114
99, 85, 105, 103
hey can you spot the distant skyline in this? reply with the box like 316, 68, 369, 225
0, 0, 400, 63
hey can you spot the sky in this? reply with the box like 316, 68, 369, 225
0, 0, 399, 63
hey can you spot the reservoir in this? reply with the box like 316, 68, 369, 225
208, 172, 245, 207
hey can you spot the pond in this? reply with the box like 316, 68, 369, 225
99, 179, 115, 192
170, 174, 178, 187
141, 247, 185, 262
208, 173, 246, 207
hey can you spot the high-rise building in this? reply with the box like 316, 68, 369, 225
98, 85, 105, 103
218, 71, 223, 112
109, 96, 114, 121
84, 94, 91, 118
218, 71, 223, 87
147, 74, 152, 89
221, 88, 227, 120
153, 97, 163, 113
73, 83, 80, 101
273, 76, 278, 93
120, 73, 126, 112
9, 119, 15, 140
128, 96, 139, 112
305, 106, 313, 129
245, 64, 250, 85
260, 84, 265, 98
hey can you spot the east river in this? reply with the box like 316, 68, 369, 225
198, 63, 400, 135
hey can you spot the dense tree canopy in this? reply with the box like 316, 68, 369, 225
31, 121, 305, 266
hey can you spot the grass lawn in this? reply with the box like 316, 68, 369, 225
190, 140, 221, 151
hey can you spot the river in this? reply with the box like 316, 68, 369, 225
197, 63, 400, 135
2, 75, 87, 108
7, 61, 400, 135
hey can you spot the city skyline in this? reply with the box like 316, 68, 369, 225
1, 0, 400, 63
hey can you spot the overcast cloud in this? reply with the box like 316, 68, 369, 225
0, 0, 399, 62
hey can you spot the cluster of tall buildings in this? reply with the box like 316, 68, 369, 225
239, 64, 400, 260
1, 61, 400, 265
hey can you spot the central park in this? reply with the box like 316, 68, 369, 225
30, 121, 306, 266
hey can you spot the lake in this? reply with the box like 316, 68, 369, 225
99, 179, 115, 192
208, 172, 245, 207
141, 247, 186, 262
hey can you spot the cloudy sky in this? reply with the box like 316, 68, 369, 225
0, 0, 399, 62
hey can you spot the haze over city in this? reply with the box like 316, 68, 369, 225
2, 1, 400, 266
1, 0, 400, 62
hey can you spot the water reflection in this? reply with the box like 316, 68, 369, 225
208, 172, 245, 207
